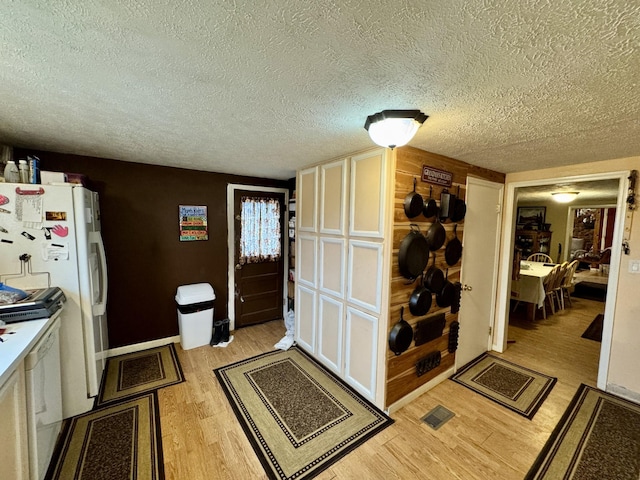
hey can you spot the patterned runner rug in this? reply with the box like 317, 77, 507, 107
47, 392, 164, 480
526, 384, 640, 479
96, 343, 184, 407
214, 346, 394, 480
451, 353, 556, 419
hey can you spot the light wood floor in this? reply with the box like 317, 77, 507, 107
158, 296, 603, 479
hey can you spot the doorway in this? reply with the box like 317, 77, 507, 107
495, 171, 630, 391
227, 185, 289, 330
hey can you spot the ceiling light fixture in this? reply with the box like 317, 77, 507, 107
552, 192, 579, 203
364, 110, 428, 149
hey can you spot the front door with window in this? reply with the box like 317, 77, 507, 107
234, 190, 285, 328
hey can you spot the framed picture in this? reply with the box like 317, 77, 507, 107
517, 206, 546, 226
179, 205, 208, 241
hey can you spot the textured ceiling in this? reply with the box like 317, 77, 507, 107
517, 179, 620, 204
1, 1, 639, 180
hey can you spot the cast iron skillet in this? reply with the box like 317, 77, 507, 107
404, 178, 424, 219
439, 188, 456, 222
445, 224, 463, 266
398, 224, 430, 280
409, 273, 432, 316
389, 306, 413, 355
425, 214, 446, 251
423, 185, 438, 219
424, 253, 445, 293
450, 185, 467, 222
436, 268, 456, 308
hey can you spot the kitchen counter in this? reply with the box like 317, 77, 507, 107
0, 310, 60, 386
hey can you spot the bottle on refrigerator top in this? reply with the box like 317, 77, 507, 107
3, 160, 20, 183
28, 155, 41, 184
18, 159, 29, 183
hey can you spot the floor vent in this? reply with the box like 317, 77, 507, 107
421, 405, 455, 430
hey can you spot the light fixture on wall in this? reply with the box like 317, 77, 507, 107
364, 110, 428, 149
551, 192, 579, 203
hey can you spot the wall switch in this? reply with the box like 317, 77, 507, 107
629, 260, 640, 273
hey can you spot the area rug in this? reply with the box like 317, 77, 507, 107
451, 353, 556, 419
47, 392, 164, 480
96, 343, 184, 407
526, 384, 640, 479
214, 346, 394, 480
581, 313, 604, 342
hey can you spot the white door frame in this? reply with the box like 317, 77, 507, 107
227, 184, 290, 330
494, 171, 630, 391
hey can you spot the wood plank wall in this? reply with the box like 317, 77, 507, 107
385, 146, 504, 407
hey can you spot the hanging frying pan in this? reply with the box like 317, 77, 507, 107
404, 178, 424, 219
398, 224, 430, 280
450, 185, 467, 222
425, 214, 446, 251
409, 273, 432, 316
423, 185, 438, 219
424, 253, 445, 293
436, 268, 456, 308
445, 224, 463, 266
439, 188, 456, 222
389, 306, 413, 355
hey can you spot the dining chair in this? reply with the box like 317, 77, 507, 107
560, 259, 580, 308
527, 253, 553, 263
552, 262, 569, 310
540, 264, 560, 319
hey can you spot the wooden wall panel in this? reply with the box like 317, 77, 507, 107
384, 146, 504, 408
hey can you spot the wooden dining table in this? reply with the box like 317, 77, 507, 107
511, 261, 556, 319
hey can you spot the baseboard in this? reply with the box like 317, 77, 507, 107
606, 383, 640, 404
386, 366, 455, 415
107, 335, 180, 358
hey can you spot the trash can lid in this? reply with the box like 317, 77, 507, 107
175, 283, 215, 305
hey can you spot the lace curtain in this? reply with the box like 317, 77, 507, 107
239, 197, 281, 264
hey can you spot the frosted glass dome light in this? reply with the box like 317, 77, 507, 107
364, 110, 428, 148
552, 192, 579, 203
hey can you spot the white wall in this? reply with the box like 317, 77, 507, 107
506, 156, 640, 398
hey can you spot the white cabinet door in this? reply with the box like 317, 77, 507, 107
319, 237, 346, 298
298, 166, 318, 233
295, 285, 317, 354
344, 307, 378, 400
296, 235, 317, 288
347, 240, 383, 314
349, 150, 386, 238
317, 294, 344, 375
320, 159, 348, 235
0, 367, 29, 480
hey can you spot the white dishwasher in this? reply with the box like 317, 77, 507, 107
25, 316, 63, 480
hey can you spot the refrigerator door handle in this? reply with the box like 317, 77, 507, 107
89, 231, 108, 316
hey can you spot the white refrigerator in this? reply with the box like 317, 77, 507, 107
0, 182, 108, 419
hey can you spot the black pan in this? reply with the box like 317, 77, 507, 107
409, 273, 432, 316
424, 253, 444, 293
450, 185, 467, 222
423, 185, 438, 218
398, 224, 429, 279
436, 268, 456, 308
389, 306, 413, 355
404, 178, 423, 219
425, 214, 446, 251
445, 224, 463, 266
439, 188, 456, 221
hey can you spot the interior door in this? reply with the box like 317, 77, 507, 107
234, 190, 285, 328
456, 177, 504, 368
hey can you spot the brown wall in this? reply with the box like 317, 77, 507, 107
16, 149, 288, 348
386, 146, 504, 406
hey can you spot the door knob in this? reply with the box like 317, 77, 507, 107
462, 284, 473, 291
235, 264, 242, 270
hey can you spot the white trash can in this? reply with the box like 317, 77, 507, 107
175, 283, 215, 350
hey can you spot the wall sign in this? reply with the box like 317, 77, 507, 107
179, 205, 208, 241
421, 165, 453, 187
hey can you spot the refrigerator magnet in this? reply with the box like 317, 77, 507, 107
21, 231, 36, 240
51, 225, 69, 237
